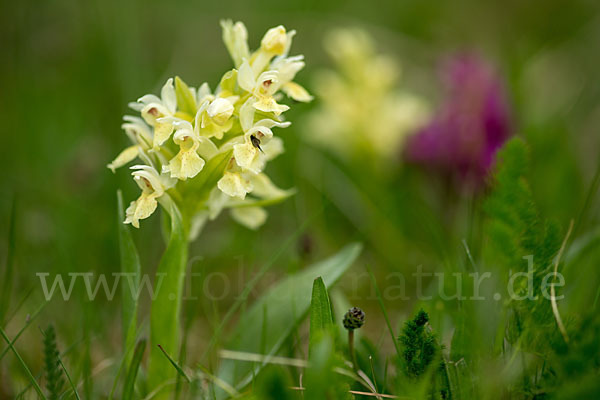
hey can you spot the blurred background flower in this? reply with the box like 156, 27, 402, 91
404, 54, 513, 189
304, 28, 429, 167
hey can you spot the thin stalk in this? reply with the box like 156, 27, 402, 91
348, 330, 358, 372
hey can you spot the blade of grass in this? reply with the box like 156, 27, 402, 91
0, 326, 46, 399
0, 301, 47, 361
147, 195, 188, 397
122, 339, 146, 400
58, 357, 81, 400
109, 320, 149, 400
199, 207, 324, 363
117, 191, 141, 356
366, 265, 402, 360
16, 335, 89, 399
216, 243, 362, 398
0, 196, 17, 325
3, 285, 35, 326
574, 155, 600, 238
157, 344, 191, 383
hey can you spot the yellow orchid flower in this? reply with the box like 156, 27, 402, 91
198, 97, 237, 139
233, 118, 289, 173
130, 78, 178, 149
124, 165, 175, 228
114, 21, 308, 230
166, 121, 206, 180
238, 61, 290, 115
217, 169, 253, 199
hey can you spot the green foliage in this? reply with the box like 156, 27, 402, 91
484, 138, 561, 273
253, 366, 298, 400
309, 277, 335, 356
147, 196, 189, 397
0, 197, 16, 326
304, 333, 352, 400
216, 243, 362, 399
117, 191, 141, 357
484, 138, 563, 346
43, 325, 64, 400
546, 313, 600, 398
174, 76, 197, 117
398, 309, 438, 380
122, 339, 146, 400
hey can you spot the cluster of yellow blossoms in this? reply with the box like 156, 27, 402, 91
108, 21, 311, 237
305, 28, 428, 163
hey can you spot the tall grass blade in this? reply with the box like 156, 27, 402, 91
0, 326, 46, 399
216, 242, 362, 399
147, 196, 188, 398
122, 339, 146, 400
0, 197, 17, 326
157, 344, 191, 383
0, 301, 46, 361
117, 191, 141, 356
366, 265, 402, 360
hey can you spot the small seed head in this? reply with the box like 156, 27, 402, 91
343, 307, 365, 330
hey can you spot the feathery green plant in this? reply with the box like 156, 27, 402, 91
484, 138, 563, 352
398, 309, 438, 380
42, 325, 64, 400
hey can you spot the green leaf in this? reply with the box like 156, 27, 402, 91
117, 191, 141, 357
366, 265, 402, 361
216, 243, 362, 399
175, 76, 197, 117
0, 327, 46, 399
122, 339, 146, 400
304, 333, 350, 400
309, 277, 334, 357
147, 196, 189, 398
157, 344, 191, 383
184, 149, 233, 208
0, 196, 17, 325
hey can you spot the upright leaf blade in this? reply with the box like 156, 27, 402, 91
122, 339, 146, 400
216, 243, 362, 399
309, 277, 334, 356
0, 197, 17, 325
147, 196, 188, 398
117, 191, 141, 356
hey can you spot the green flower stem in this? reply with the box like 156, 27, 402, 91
147, 196, 189, 399
348, 329, 358, 372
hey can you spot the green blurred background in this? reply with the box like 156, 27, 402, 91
2, 0, 600, 393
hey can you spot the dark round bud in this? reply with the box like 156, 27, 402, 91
343, 307, 365, 330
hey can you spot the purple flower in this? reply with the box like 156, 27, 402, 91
405, 55, 513, 188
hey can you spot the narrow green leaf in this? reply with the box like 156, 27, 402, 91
147, 195, 188, 398
157, 344, 191, 383
0, 327, 46, 399
216, 243, 362, 399
309, 277, 334, 356
174, 76, 197, 117
122, 339, 146, 400
0, 301, 47, 361
117, 191, 141, 357
58, 357, 81, 400
0, 197, 17, 325
366, 265, 402, 361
